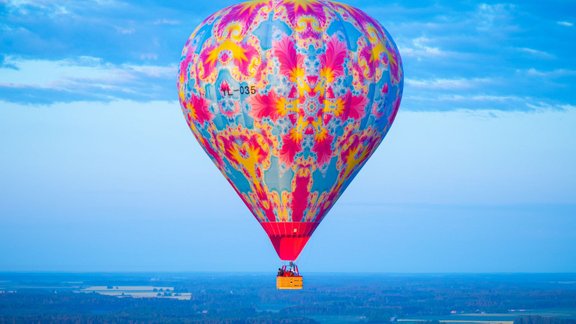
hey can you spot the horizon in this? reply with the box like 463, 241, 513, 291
3, 271, 576, 275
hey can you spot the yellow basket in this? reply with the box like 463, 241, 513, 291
276, 276, 303, 290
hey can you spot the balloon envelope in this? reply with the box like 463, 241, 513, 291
178, 0, 403, 261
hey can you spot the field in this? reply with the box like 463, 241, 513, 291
78, 285, 193, 300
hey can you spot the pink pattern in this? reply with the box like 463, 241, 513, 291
274, 36, 304, 79
339, 91, 368, 121
217, 1, 269, 36
283, 0, 326, 26
187, 94, 212, 125
249, 91, 283, 122
312, 133, 334, 166
291, 171, 311, 222
280, 132, 302, 166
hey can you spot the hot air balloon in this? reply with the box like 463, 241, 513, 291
177, 0, 403, 289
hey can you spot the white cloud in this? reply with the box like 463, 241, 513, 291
523, 68, 576, 78
115, 26, 136, 35
406, 77, 495, 90
52, 4, 69, 15
127, 65, 177, 78
526, 102, 576, 111
428, 94, 526, 103
516, 47, 555, 59
6, 0, 48, 8
405, 93, 576, 111
0, 56, 131, 91
475, 3, 518, 32
399, 36, 447, 60
6, 0, 72, 17
557, 21, 573, 27
154, 19, 181, 26
140, 53, 159, 61
86, 0, 126, 7
0, 56, 175, 93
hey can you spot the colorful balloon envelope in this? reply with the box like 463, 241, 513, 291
178, 0, 403, 262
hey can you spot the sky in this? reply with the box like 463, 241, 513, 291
0, 0, 575, 273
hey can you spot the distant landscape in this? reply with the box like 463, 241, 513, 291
1, 273, 576, 323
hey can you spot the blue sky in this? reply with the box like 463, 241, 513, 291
0, 0, 575, 272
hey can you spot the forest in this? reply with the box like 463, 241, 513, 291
1, 273, 576, 323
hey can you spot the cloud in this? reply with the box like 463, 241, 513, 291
6, 0, 123, 9
0, 56, 177, 103
0, 56, 130, 90
522, 68, 576, 78
557, 21, 573, 27
516, 47, 555, 60
474, 3, 519, 32
139, 53, 160, 61
405, 93, 576, 112
406, 77, 495, 90
435, 94, 527, 103
126, 64, 176, 78
5, 0, 72, 17
1, 0, 574, 113
399, 36, 448, 60
115, 26, 136, 35
154, 19, 181, 26
524, 101, 576, 111
0, 0, 203, 65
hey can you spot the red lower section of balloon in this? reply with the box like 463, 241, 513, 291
260, 222, 319, 261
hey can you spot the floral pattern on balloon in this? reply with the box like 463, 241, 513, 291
178, 0, 403, 229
